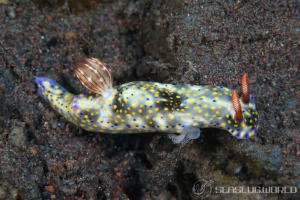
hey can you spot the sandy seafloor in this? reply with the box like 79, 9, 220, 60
0, 0, 299, 199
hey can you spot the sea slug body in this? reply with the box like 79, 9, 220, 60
36, 58, 259, 143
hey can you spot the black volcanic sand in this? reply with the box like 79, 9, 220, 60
0, 0, 299, 199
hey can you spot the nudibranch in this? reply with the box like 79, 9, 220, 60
36, 58, 259, 143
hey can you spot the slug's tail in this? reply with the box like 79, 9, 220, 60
35, 77, 75, 115
35, 77, 69, 100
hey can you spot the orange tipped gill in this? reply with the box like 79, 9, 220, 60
232, 90, 243, 122
241, 73, 250, 103
75, 58, 113, 95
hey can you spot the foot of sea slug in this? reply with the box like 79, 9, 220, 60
168, 126, 201, 144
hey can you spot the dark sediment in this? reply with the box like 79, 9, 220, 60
0, 0, 299, 199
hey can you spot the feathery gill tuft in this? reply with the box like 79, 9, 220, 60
75, 57, 113, 95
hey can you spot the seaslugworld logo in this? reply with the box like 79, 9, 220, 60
214, 186, 298, 194
192, 179, 214, 199
192, 179, 298, 199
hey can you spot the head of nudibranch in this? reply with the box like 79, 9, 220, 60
227, 74, 259, 139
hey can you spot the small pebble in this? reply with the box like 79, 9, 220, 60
6, 7, 16, 19
8, 126, 26, 149
45, 185, 55, 193
11, 188, 18, 200
0, 0, 8, 5
0, 186, 7, 200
